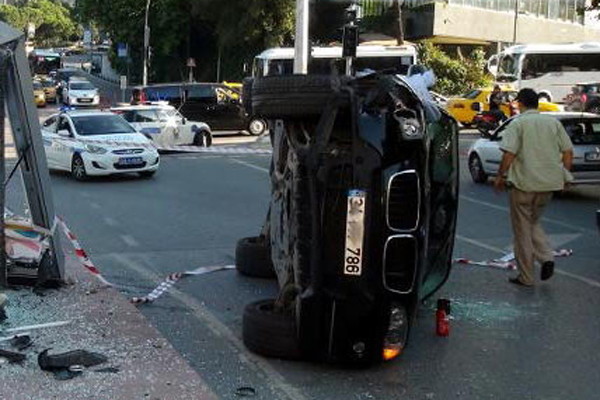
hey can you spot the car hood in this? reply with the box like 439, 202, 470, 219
80, 133, 153, 147
69, 90, 97, 97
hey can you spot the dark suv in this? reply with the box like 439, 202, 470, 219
236, 73, 459, 365
136, 83, 268, 135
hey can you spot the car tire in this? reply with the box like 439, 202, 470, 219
242, 299, 302, 360
469, 154, 488, 184
71, 154, 88, 181
235, 236, 276, 279
194, 130, 213, 148
248, 118, 267, 136
139, 170, 156, 178
252, 75, 348, 118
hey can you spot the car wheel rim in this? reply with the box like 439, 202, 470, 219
73, 159, 85, 178
250, 119, 265, 135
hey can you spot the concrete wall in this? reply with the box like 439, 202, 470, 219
406, 2, 600, 44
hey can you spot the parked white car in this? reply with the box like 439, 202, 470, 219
42, 110, 160, 180
468, 112, 600, 185
111, 104, 213, 148
62, 79, 100, 107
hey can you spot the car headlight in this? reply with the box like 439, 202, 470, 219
85, 144, 108, 154
94, 95, 100, 102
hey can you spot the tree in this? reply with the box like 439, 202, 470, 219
418, 41, 492, 96
0, 0, 80, 47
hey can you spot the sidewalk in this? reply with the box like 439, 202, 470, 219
0, 256, 217, 400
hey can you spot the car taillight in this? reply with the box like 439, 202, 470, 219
581, 94, 588, 104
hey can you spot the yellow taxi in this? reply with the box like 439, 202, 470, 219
32, 80, 46, 108
222, 81, 242, 100
447, 86, 561, 127
40, 79, 57, 103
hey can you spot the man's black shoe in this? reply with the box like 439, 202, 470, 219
508, 277, 533, 287
541, 261, 555, 281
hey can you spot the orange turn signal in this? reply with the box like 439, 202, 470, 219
383, 347, 402, 361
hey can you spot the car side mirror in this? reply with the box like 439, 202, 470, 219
471, 102, 482, 112
57, 129, 71, 137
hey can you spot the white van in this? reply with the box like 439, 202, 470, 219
488, 42, 600, 103
253, 45, 417, 78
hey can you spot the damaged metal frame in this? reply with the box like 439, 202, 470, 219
0, 21, 64, 287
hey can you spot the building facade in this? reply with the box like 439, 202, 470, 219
403, 0, 600, 46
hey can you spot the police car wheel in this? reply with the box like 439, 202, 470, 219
71, 155, 88, 181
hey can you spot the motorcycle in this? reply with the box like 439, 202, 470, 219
472, 101, 518, 136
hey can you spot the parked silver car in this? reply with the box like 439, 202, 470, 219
468, 112, 600, 185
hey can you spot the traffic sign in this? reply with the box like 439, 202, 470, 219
187, 58, 196, 68
120, 76, 127, 90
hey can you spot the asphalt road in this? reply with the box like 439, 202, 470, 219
24, 128, 598, 399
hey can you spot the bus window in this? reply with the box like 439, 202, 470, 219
523, 53, 600, 79
498, 54, 518, 78
266, 59, 294, 76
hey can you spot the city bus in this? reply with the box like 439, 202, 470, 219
488, 42, 600, 103
28, 50, 62, 76
253, 45, 418, 78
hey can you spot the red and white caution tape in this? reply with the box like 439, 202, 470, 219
57, 217, 113, 287
453, 249, 573, 271
130, 265, 235, 305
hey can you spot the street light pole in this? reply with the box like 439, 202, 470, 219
142, 0, 151, 86
293, 0, 309, 74
512, 0, 519, 45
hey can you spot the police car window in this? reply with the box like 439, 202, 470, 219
134, 110, 159, 123
58, 117, 72, 133
71, 115, 136, 136
43, 116, 57, 128
119, 111, 135, 122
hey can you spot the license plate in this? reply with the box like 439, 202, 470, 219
79, 98, 92, 103
344, 190, 366, 276
585, 152, 600, 162
118, 157, 143, 165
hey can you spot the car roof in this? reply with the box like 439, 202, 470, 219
58, 110, 119, 118
111, 104, 174, 111
541, 112, 600, 119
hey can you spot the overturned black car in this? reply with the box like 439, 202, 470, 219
236, 72, 459, 366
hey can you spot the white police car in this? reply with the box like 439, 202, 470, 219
42, 110, 160, 180
111, 103, 213, 148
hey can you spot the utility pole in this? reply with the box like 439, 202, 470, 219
512, 0, 519, 45
142, 0, 151, 86
293, 0, 309, 74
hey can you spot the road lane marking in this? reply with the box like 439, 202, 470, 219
456, 235, 600, 290
109, 254, 309, 400
120, 234, 139, 247
229, 158, 270, 173
460, 195, 596, 234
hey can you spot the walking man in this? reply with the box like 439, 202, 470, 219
494, 88, 574, 287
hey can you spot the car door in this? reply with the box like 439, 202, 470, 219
41, 116, 59, 167
478, 120, 510, 174
133, 109, 163, 138
180, 85, 219, 129
214, 85, 247, 131
55, 116, 77, 170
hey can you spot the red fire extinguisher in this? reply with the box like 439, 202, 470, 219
436, 299, 450, 337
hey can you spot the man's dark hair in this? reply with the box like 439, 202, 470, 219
516, 88, 539, 109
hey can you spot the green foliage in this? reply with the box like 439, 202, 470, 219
77, 0, 295, 84
418, 41, 492, 96
0, 0, 80, 47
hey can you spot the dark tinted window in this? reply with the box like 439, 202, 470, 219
523, 53, 600, 79
144, 86, 182, 101
71, 115, 136, 136
187, 85, 215, 99
563, 119, 600, 145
